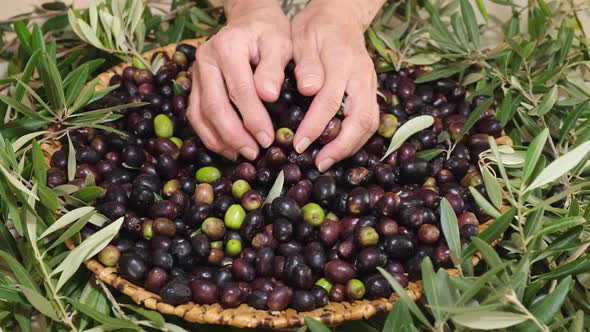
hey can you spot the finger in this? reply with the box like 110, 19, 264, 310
187, 65, 238, 160
293, 37, 324, 96
196, 53, 260, 160
315, 67, 379, 172
214, 40, 275, 148
293, 49, 351, 153
254, 37, 292, 102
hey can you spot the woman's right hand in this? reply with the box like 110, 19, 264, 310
187, 0, 292, 161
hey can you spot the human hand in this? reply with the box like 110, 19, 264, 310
187, 0, 292, 161
290, 0, 385, 172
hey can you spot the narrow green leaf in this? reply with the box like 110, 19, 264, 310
521, 276, 573, 329
70, 79, 99, 114
121, 304, 165, 327
15, 49, 41, 101
54, 217, 123, 291
382, 116, 434, 160
475, 0, 489, 21
66, 298, 138, 330
469, 186, 502, 219
71, 186, 104, 203
31, 24, 46, 52
384, 301, 414, 331
12, 131, 48, 152
532, 226, 582, 263
65, 66, 89, 107
414, 63, 470, 84
67, 133, 76, 181
480, 166, 502, 209
304, 317, 331, 332
421, 257, 444, 321
367, 27, 389, 62
13, 21, 32, 54
534, 216, 585, 239
523, 207, 545, 243
460, 0, 480, 49
451, 14, 470, 50
522, 128, 549, 185
19, 285, 59, 320
440, 198, 462, 264
48, 213, 93, 251
264, 171, 284, 205
530, 85, 558, 116
31, 140, 46, 185
455, 98, 493, 144
40, 206, 94, 239
0, 164, 38, 200
38, 184, 60, 210
471, 237, 509, 283
538, 256, 590, 280
453, 311, 529, 330
416, 148, 444, 161
462, 208, 515, 259
378, 267, 433, 328
455, 262, 512, 306
527, 140, 590, 192
0, 95, 49, 122
0, 251, 39, 293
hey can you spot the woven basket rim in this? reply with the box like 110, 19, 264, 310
41, 38, 507, 329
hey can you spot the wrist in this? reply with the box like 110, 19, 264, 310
311, 0, 386, 30
225, 0, 282, 20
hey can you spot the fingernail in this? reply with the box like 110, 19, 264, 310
240, 147, 258, 160
295, 137, 311, 153
318, 158, 335, 173
263, 83, 279, 98
256, 131, 273, 148
301, 75, 321, 88
224, 152, 238, 161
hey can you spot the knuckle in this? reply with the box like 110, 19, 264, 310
228, 81, 252, 102
200, 99, 223, 114
322, 94, 343, 113
358, 111, 379, 133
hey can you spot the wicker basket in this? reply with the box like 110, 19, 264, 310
40, 38, 507, 329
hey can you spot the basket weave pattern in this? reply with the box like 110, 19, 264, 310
41, 38, 503, 329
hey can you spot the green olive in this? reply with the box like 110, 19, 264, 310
231, 179, 251, 200
302, 203, 326, 226
163, 179, 180, 196
210, 240, 224, 249
202, 217, 226, 240
346, 279, 366, 300
98, 245, 120, 267
154, 114, 174, 138
225, 239, 243, 257
378, 114, 398, 138
142, 219, 154, 239
224, 204, 246, 230
195, 166, 221, 184
170, 137, 183, 148
315, 277, 333, 292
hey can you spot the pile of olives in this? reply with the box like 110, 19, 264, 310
46, 43, 503, 312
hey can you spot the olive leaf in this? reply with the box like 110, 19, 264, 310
526, 140, 590, 192
377, 267, 433, 328
67, 132, 76, 181
439, 198, 462, 265
264, 170, 284, 205
304, 317, 331, 332
480, 166, 503, 209
12, 131, 48, 152
469, 186, 501, 219
381, 115, 434, 161
53, 217, 123, 291
19, 285, 59, 321
452, 311, 529, 330
529, 85, 558, 116
522, 128, 549, 185
39, 206, 95, 239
